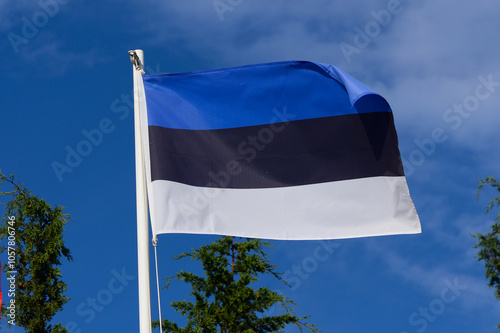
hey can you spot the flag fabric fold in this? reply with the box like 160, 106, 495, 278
138, 60, 420, 240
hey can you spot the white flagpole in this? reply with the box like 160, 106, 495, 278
130, 49, 152, 333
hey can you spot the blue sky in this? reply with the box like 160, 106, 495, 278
1, 0, 500, 332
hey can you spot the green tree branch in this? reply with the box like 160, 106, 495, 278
153, 236, 320, 332
0, 171, 73, 333
472, 177, 500, 328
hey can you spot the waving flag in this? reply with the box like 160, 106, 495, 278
137, 60, 420, 240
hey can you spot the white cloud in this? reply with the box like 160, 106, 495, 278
0, 2, 41, 31
136, 0, 390, 66
369, 240, 497, 314
15, 37, 102, 76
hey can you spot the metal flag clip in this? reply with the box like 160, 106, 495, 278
128, 50, 145, 74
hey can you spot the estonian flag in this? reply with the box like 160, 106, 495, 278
137, 60, 420, 240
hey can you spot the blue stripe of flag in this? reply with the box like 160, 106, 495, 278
143, 61, 390, 130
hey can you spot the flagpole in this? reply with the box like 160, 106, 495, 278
130, 49, 152, 333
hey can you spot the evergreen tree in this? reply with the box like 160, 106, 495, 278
153, 236, 320, 332
472, 177, 500, 328
0, 171, 73, 333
